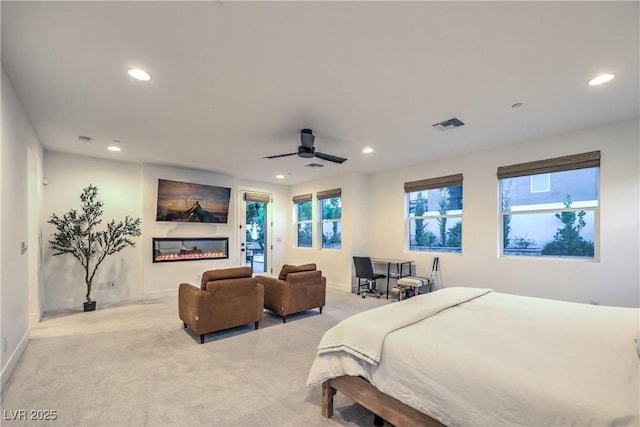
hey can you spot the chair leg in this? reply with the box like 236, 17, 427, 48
183, 322, 187, 328
254, 321, 259, 330
282, 316, 287, 323
319, 306, 323, 314
200, 334, 205, 344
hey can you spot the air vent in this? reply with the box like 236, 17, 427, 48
432, 117, 465, 131
305, 163, 324, 168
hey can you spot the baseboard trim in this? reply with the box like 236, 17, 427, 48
326, 281, 350, 293
28, 311, 41, 328
0, 329, 30, 393
144, 288, 177, 300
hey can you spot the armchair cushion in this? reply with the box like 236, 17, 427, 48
201, 266, 253, 289
278, 263, 316, 281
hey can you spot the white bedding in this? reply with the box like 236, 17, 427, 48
307, 288, 640, 427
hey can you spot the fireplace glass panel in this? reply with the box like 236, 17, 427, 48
153, 237, 229, 263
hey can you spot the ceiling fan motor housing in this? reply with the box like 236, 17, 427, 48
298, 145, 315, 158
300, 129, 315, 148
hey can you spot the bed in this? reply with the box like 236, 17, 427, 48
306, 287, 640, 426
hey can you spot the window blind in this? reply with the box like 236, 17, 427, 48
243, 192, 271, 203
317, 188, 341, 200
497, 151, 600, 179
404, 173, 463, 193
292, 193, 312, 203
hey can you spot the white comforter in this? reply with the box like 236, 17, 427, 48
307, 287, 640, 427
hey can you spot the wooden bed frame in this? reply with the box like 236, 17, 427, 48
322, 375, 444, 427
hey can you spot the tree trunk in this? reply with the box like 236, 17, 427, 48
85, 277, 92, 303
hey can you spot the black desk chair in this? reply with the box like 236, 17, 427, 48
353, 256, 386, 299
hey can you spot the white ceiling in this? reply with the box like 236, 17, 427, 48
2, 1, 638, 185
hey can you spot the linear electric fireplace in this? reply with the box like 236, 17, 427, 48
153, 237, 229, 263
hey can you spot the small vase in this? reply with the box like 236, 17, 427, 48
83, 301, 96, 312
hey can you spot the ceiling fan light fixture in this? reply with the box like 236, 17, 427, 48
588, 73, 615, 86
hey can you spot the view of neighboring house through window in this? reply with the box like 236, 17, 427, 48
293, 193, 313, 248
405, 174, 463, 253
318, 188, 342, 249
499, 151, 600, 258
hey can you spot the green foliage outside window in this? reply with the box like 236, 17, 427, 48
542, 195, 594, 257
413, 192, 436, 246
502, 181, 513, 249
446, 222, 462, 248
245, 202, 265, 243
322, 197, 341, 248
437, 188, 450, 246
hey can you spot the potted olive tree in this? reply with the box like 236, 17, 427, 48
48, 184, 142, 311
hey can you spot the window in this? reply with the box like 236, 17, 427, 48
405, 174, 463, 253
498, 151, 600, 258
318, 188, 341, 249
530, 173, 550, 193
293, 194, 313, 248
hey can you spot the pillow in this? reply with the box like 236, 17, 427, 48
278, 263, 317, 281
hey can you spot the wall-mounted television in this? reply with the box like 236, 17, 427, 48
156, 179, 231, 223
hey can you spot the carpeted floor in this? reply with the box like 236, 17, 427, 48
1, 289, 393, 426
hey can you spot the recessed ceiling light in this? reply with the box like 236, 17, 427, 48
107, 145, 121, 152
588, 73, 615, 86
128, 68, 151, 81
362, 147, 374, 154
276, 175, 284, 179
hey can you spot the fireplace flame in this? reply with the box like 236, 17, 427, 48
155, 252, 226, 261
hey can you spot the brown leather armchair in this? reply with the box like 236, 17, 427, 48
179, 267, 264, 343
256, 263, 326, 323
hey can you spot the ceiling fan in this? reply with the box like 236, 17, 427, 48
264, 129, 347, 164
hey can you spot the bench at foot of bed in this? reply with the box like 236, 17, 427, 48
322, 376, 444, 427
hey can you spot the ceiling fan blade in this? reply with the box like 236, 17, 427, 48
264, 152, 298, 159
314, 151, 347, 164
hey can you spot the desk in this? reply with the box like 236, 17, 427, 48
371, 258, 413, 299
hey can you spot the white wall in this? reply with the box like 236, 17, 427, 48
42, 152, 144, 310
41, 156, 291, 308
367, 118, 639, 307
290, 172, 370, 291
1, 67, 43, 391
141, 165, 289, 298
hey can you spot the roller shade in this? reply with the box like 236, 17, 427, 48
243, 192, 271, 203
404, 173, 463, 193
497, 151, 600, 179
317, 188, 341, 200
292, 193, 312, 203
